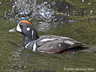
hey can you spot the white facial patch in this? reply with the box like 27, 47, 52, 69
27, 27, 30, 31
64, 40, 74, 45
40, 38, 56, 42
16, 22, 22, 32
32, 42, 37, 52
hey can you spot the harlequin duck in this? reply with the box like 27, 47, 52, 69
9, 20, 84, 53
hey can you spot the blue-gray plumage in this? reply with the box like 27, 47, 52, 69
9, 20, 85, 54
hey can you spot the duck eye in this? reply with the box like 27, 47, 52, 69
27, 27, 30, 31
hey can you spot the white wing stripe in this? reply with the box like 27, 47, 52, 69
64, 40, 75, 45
40, 38, 56, 42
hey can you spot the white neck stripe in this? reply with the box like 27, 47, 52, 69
25, 42, 32, 48
32, 42, 37, 52
32, 30, 34, 39
25, 42, 37, 52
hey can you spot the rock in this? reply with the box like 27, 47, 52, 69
4, 0, 76, 31
4, 0, 74, 22
0, 2, 2, 5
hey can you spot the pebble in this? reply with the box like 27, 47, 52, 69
82, 0, 84, 3
24, 66, 27, 68
88, 3, 91, 5
19, 66, 22, 68
0, 2, 2, 5
1, 67, 4, 69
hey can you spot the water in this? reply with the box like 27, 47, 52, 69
0, 0, 96, 72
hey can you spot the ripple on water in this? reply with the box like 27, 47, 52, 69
8, 47, 27, 72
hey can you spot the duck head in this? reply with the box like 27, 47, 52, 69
9, 20, 39, 45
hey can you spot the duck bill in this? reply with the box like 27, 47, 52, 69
9, 28, 17, 32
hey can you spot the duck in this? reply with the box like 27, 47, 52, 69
9, 20, 85, 54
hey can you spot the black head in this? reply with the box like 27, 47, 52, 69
9, 20, 39, 40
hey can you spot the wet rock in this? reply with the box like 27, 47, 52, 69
39, 6, 54, 21
4, 0, 54, 22
52, 16, 76, 24
88, 18, 96, 23
53, 1, 74, 13
67, 19, 77, 23
19, 65, 27, 69
4, 0, 76, 31
37, 2, 54, 21
4, 0, 34, 21
4, 0, 74, 22
38, 22, 51, 31
74, 8, 87, 16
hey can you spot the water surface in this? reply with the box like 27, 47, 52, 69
0, 0, 96, 72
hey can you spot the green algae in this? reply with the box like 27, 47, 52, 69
0, 0, 96, 72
